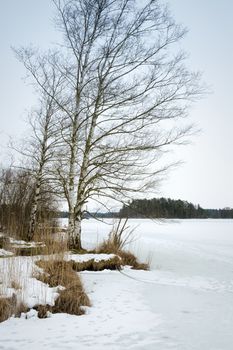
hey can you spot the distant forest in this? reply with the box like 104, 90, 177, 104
118, 198, 233, 219
58, 198, 233, 219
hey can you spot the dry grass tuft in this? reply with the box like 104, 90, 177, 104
37, 234, 68, 256
36, 260, 77, 287
14, 301, 30, 318
35, 259, 90, 316
0, 236, 10, 249
118, 250, 149, 270
0, 294, 16, 323
70, 248, 90, 255
33, 304, 52, 319
0, 295, 30, 322
53, 287, 88, 315
12, 234, 68, 257
14, 246, 45, 256
97, 219, 131, 254
70, 256, 122, 272
11, 280, 21, 290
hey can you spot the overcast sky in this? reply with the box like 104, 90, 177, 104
0, 0, 232, 209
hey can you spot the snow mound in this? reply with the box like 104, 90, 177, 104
0, 249, 14, 257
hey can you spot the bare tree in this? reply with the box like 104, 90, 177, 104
10, 77, 62, 240
26, 94, 59, 240
15, 0, 203, 249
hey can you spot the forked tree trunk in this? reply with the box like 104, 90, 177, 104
68, 118, 95, 250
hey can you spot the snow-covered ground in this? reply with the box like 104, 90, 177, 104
1, 219, 233, 349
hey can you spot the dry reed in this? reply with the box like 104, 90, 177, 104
97, 219, 149, 270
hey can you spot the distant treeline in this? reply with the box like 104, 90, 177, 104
57, 198, 233, 219
118, 198, 233, 219
56, 211, 119, 219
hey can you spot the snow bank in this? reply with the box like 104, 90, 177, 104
0, 256, 59, 307
65, 253, 117, 263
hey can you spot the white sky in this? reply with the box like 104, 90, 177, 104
0, 0, 232, 209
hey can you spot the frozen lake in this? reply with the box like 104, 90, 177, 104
1, 219, 233, 349
80, 218, 233, 349
80, 218, 233, 278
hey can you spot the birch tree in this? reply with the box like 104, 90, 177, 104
26, 95, 59, 240
16, 0, 203, 249
11, 80, 61, 240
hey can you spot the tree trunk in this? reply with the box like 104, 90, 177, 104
68, 214, 82, 250
27, 179, 41, 241
68, 210, 75, 239
27, 202, 37, 241
68, 203, 83, 250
